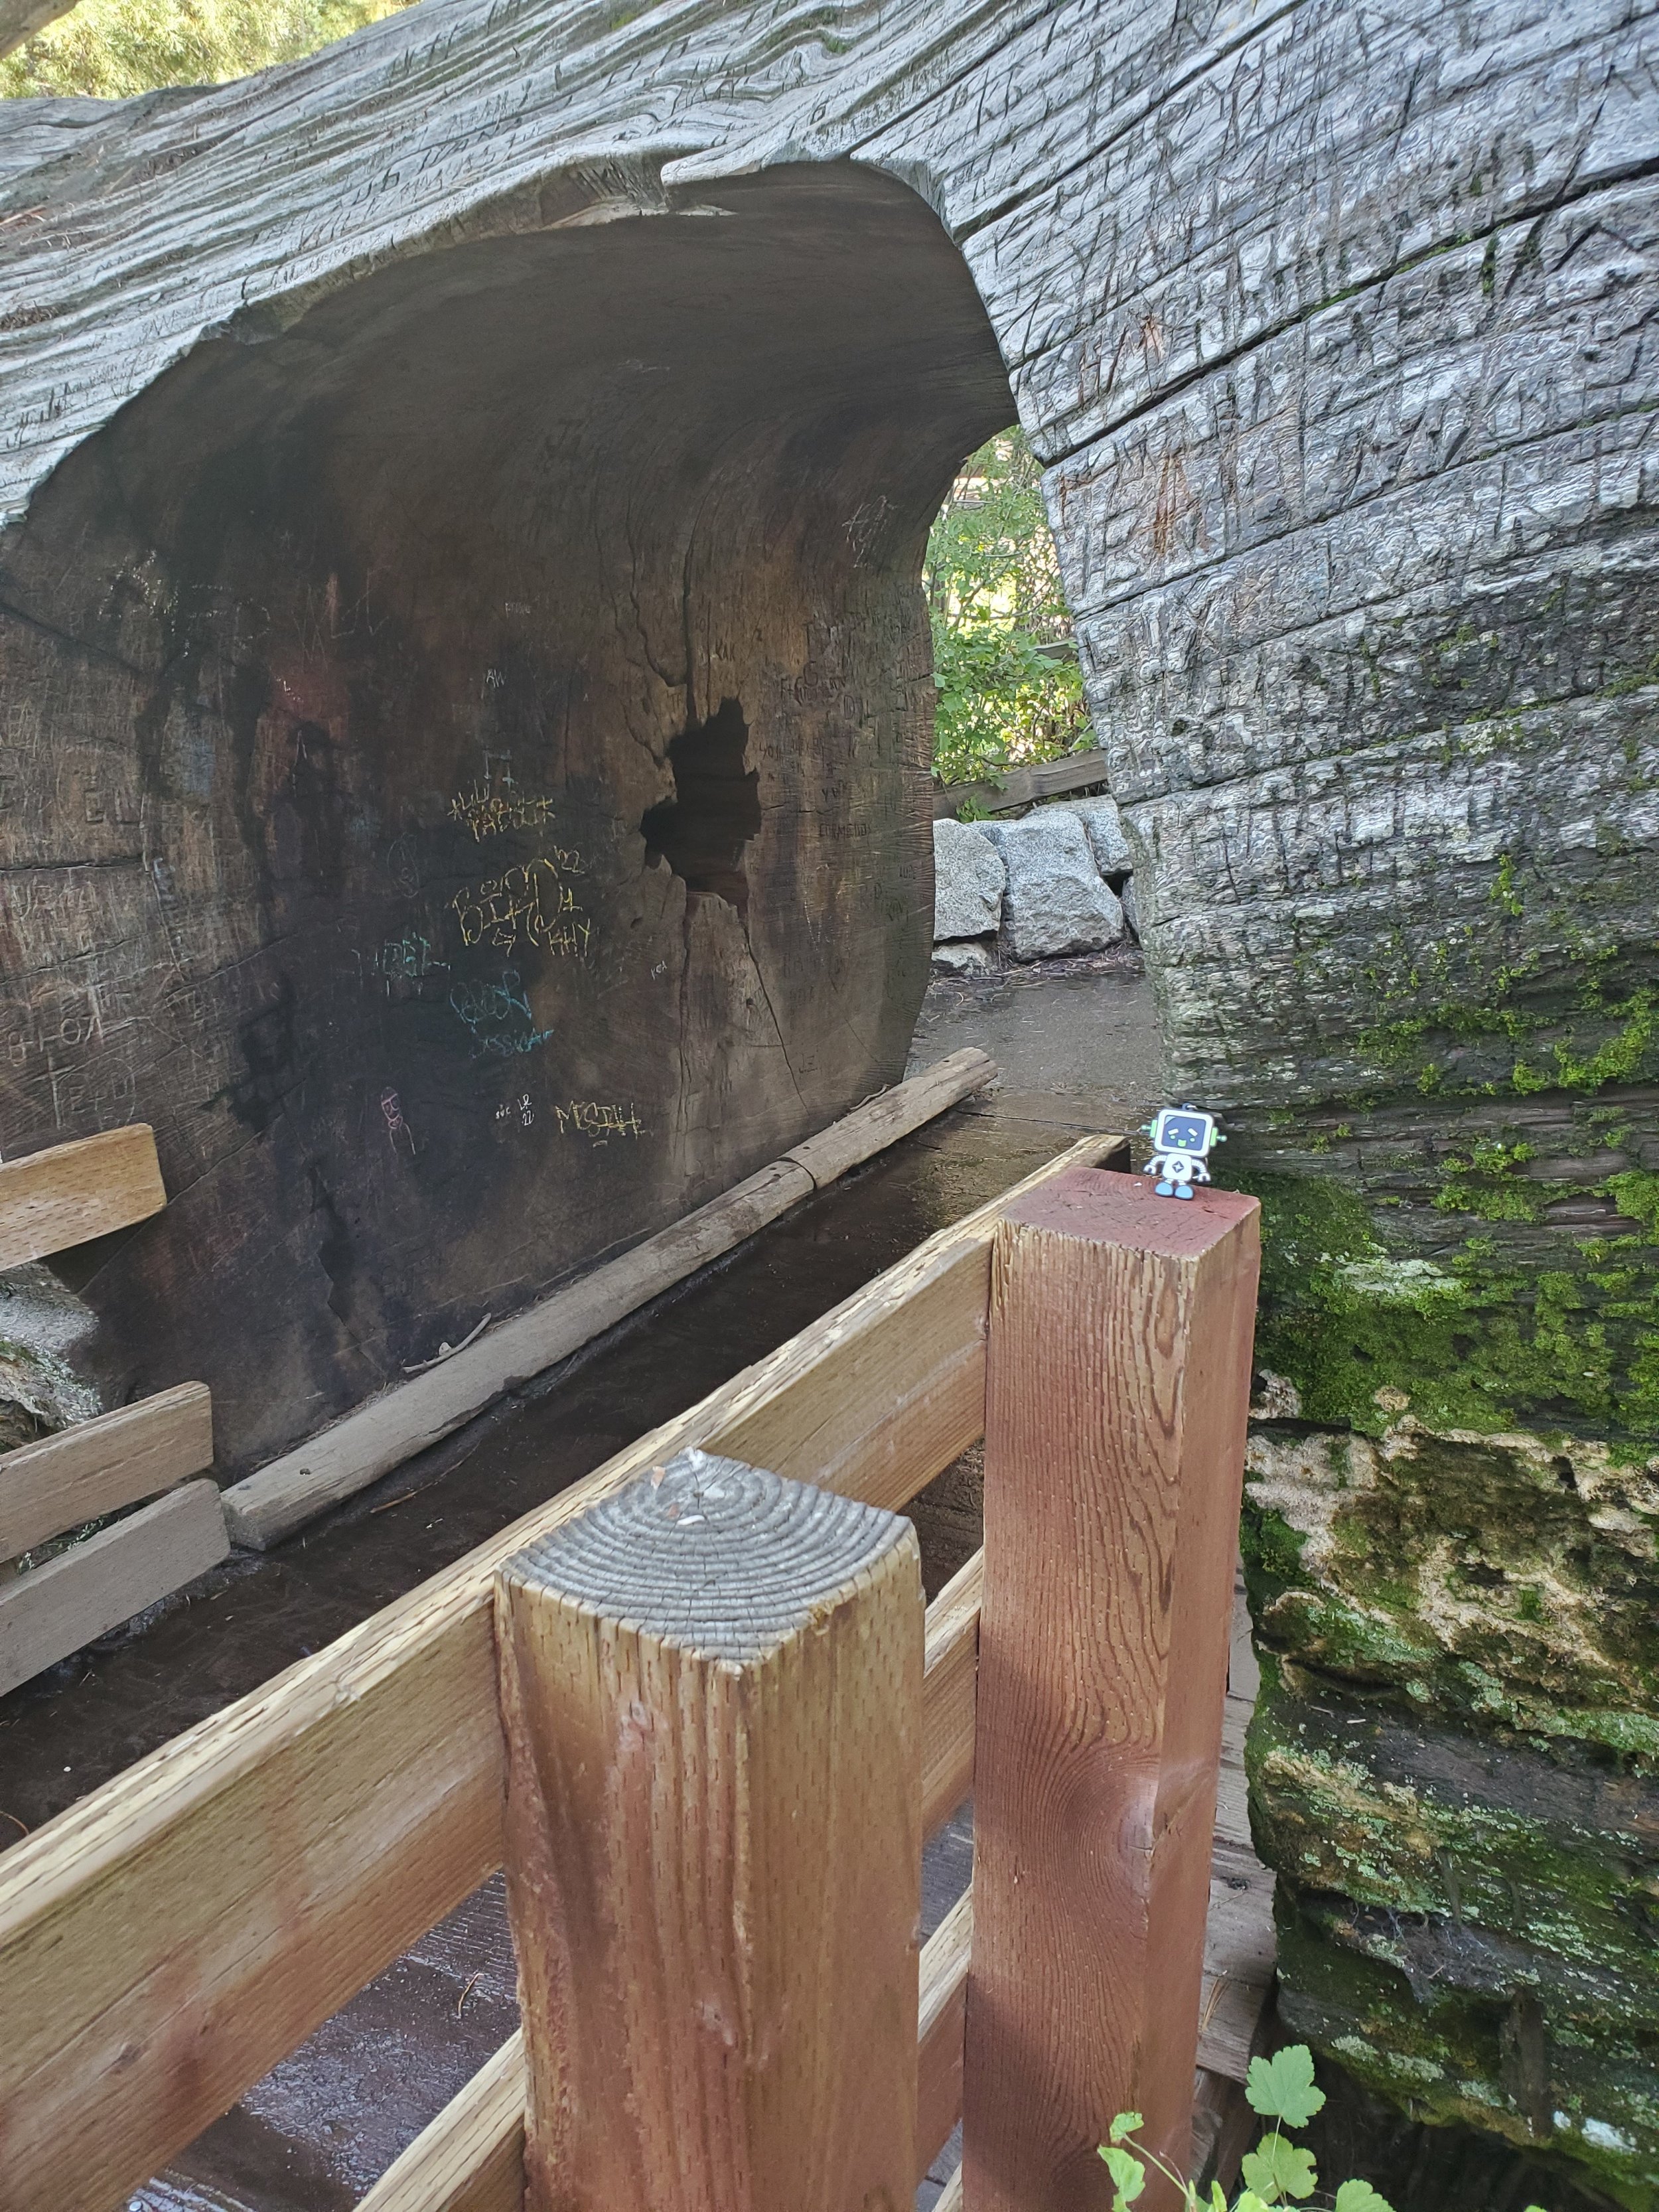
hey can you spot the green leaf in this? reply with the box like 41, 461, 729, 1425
1241, 2137, 1319, 2203
1233, 2193, 1275, 2212
1210, 2185, 1229, 2211
1334, 2182, 1395, 2212
1098, 2144, 1146, 2205
1245, 2045, 1327, 2128
1109, 2112, 1145, 2145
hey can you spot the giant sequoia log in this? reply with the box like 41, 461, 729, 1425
3, 1, 1658, 2199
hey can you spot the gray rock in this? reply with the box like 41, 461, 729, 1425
979, 812, 1125, 961
931, 938, 997, 974
932, 817, 1007, 941
1121, 878, 1139, 941
1046, 796, 1133, 883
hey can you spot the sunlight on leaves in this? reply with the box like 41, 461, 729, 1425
923, 429, 1090, 786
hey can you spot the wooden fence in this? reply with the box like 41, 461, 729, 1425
0, 1138, 1260, 2212
0, 1126, 224, 1696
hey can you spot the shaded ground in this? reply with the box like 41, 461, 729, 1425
0, 958, 1159, 2211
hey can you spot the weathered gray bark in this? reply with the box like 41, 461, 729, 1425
3, 1, 1658, 2195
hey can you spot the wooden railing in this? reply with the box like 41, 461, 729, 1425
0, 1138, 1261, 2212
0, 1125, 224, 1696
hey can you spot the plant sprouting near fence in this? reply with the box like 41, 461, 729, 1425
1101, 2043, 1553, 2212
922, 428, 1092, 787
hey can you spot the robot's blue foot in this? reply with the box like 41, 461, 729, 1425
1155, 1180, 1175, 1196
1175, 1185, 1194, 1199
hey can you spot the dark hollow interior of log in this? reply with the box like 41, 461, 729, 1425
0, 163, 1016, 1473
639, 699, 763, 919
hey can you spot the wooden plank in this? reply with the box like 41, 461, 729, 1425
963, 1169, 1260, 2211
918, 1886, 972, 2179
0, 1135, 1117, 2212
223, 1049, 997, 1550
360, 1872, 977, 2212
921, 1549, 981, 1838
778, 1049, 995, 1186
0, 1382, 213, 1564
358, 1856, 976, 2212
358, 2033, 528, 2212
933, 750, 1110, 821
709, 1240, 991, 1516
495, 1448, 922, 2211
0, 1126, 165, 1272
0, 1480, 228, 1698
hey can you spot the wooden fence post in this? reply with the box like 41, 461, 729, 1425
493, 1445, 922, 2212
962, 1168, 1260, 2211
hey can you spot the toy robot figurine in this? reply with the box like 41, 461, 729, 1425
1141, 1105, 1224, 1199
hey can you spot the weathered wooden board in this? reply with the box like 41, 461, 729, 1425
920, 1547, 980, 1837
0, 1479, 228, 1696
0, 1138, 1112, 2212
0, 1380, 212, 1562
932, 747, 1107, 820
918, 1886, 972, 2180
0, 1126, 165, 1271
357, 2033, 528, 2212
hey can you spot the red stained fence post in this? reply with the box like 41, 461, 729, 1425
962, 1169, 1260, 2211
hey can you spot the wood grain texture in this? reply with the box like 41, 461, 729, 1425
0, 158, 1011, 1482
777, 1047, 994, 1187
356, 1865, 976, 2212
918, 1886, 973, 2179
0, 1138, 1110, 2212
921, 1548, 981, 1837
223, 1049, 994, 1549
356, 2032, 528, 2212
963, 1169, 1260, 2212
0, 1479, 227, 1696
0, 1126, 165, 1271
495, 1450, 922, 2212
0, 1381, 212, 1563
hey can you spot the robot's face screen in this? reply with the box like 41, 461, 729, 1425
1154, 1110, 1213, 1154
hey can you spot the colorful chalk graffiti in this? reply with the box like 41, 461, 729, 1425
449, 970, 555, 1059
552, 1100, 645, 1142
450, 856, 588, 958
449, 751, 562, 842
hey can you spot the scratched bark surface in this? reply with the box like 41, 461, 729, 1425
3, 2, 1659, 2194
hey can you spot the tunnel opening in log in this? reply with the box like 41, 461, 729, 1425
640, 698, 762, 920
0, 162, 1017, 1475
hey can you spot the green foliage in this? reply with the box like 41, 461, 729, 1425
1247, 2046, 1327, 2130
1102, 2047, 1390, 2212
1, 0, 411, 98
923, 429, 1091, 785
1240, 2137, 1318, 2203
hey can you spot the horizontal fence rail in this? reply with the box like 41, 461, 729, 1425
0, 1135, 1122, 2212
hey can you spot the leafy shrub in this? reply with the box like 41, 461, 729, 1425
923, 429, 1091, 787
1, 0, 410, 99
1101, 2043, 1552, 2212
